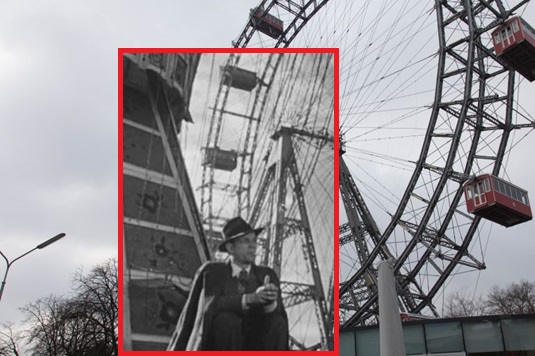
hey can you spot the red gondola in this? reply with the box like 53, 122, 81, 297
464, 174, 532, 227
492, 16, 535, 82
250, 7, 284, 40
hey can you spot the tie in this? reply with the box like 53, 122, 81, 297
238, 269, 248, 287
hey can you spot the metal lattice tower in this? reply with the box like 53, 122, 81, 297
250, 126, 333, 350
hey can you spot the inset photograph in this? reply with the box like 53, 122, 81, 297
120, 50, 336, 351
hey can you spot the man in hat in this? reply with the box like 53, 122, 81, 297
167, 217, 289, 351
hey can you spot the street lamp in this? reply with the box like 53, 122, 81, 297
0, 233, 66, 302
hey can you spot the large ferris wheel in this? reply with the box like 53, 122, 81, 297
232, 0, 535, 330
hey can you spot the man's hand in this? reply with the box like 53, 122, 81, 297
245, 275, 278, 306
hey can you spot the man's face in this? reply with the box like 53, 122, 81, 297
227, 232, 257, 265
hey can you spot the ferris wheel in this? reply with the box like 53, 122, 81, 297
233, 0, 535, 329
198, 52, 335, 349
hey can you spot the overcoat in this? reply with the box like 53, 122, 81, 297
166, 261, 288, 350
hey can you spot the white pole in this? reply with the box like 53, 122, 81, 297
378, 259, 406, 356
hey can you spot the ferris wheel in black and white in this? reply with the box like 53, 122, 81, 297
198, 51, 335, 350
232, 0, 535, 330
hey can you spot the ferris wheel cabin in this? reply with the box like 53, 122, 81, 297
250, 7, 284, 39
464, 174, 532, 227
221, 65, 258, 91
492, 17, 535, 82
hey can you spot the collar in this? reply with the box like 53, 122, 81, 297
230, 258, 252, 278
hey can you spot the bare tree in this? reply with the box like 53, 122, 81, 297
444, 280, 535, 317
19, 258, 118, 356
71, 258, 118, 356
444, 290, 488, 317
486, 279, 535, 315
20, 295, 66, 355
0, 323, 22, 356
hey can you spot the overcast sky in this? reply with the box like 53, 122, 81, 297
1, 0, 534, 330
0, 0, 255, 325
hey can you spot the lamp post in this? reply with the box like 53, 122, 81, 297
0, 233, 66, 302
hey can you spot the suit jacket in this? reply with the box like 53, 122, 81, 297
166, 261, 287, 350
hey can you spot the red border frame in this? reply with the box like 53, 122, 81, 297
118, 47, 340, 355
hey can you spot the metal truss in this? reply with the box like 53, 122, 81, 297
250, 126, 332, 350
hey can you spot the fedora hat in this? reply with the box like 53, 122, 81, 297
218, 216, 264, 252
